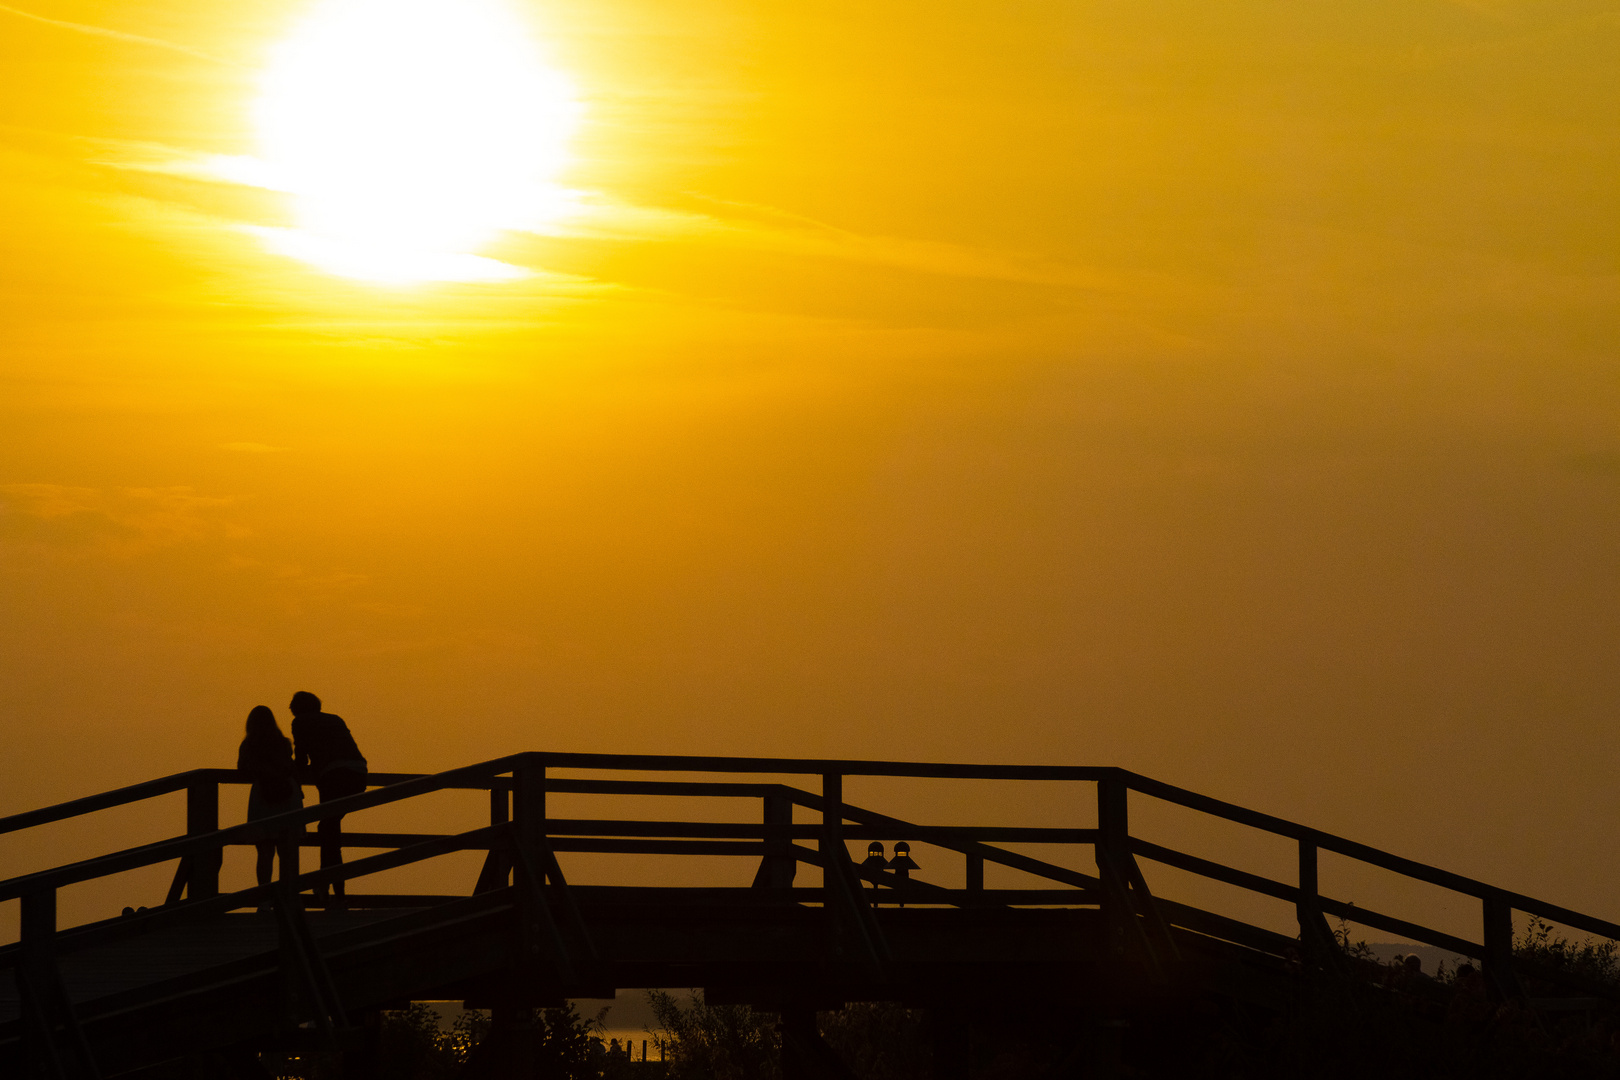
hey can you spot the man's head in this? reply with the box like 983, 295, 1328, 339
289, 690, 322, 717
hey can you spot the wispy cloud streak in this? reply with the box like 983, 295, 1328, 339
0, 3, 233, 65
563, 192, 1111, 292
86, 139, 1105, 294
0, 483, 240, 557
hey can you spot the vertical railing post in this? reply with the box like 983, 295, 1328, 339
491, 779, 511, 886
818, 770, 889, 970
822, 773, 843, 837
822, 772, 844, 900
1096, 774, 1129, 924
19, 887, 56, 1070
277, 821, 300, 891
20, 886, 55, 966
752, 791, 795, 890
1483, 893, 1521, 1001
19, 886, 99, 1078
513, 757, 546, 870
1295, 838, 1339, 966
186, 777, 220, 901
508, 756, 550, 987
1297, 840, 1318, 919
965, 853, 984, 894
19, 885, 99, 1077
491, 783, 511, 829
1086, 779, 1133, 1074
474, 778, 513, 894
1094, 772, 1179, 968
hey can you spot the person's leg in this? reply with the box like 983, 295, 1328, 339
315, 787, 343, 900
316, 770, 366, 900
255, 842, 275, 886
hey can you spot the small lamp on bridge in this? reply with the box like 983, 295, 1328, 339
890, 842, 918, 881
862, 842, 888, 878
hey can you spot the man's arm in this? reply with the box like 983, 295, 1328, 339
291, 717, 311, 777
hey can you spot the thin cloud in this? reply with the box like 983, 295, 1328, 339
559, 191, 1112, 293
0, 3, 234, 66
0, 483, 238, 556
83, 142, 260, 182
0, 483, 101, 520
88, 140, 1106, 294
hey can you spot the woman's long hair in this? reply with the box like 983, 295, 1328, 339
241, 705, 295, 805
244, 704, 284, 742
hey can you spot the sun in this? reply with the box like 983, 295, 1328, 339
251, 0, 581, 284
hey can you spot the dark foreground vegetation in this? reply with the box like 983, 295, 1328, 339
1134, 918, 1620, 1080
145, 920, 1620, 1080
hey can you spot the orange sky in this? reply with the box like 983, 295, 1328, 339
2, 0, 1619, 933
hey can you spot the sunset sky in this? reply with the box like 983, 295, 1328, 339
3, 0, 1619, 929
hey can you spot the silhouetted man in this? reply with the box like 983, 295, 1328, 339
289, 691, 367, 902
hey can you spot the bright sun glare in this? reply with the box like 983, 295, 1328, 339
247, 0, 580, 284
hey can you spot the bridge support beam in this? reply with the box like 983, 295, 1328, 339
1081, 1015, 1126, 1080
19, 888, 99, 1080
462, 1007, 537, 1080
338, 1010, 382, 1080
820, 773, 893, 974
273, 884, 347, 1037
779, 1009, 858, 1080
927, 1006, 970, 1080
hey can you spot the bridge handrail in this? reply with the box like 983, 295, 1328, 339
0, 769, 508, 839
538, 752, 1112, 781
7, 749, 1620, 1000
1122, 771, 1620, 941
0, 755, 526, 901
1124, 771, 1497, 896
0, 766, 1108, 951
0, 822, 513, 964
0, 769, 235, 836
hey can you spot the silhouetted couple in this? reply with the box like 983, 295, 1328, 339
236, 691, 368, 903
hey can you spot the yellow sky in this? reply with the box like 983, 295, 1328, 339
2, 0, 1619, 930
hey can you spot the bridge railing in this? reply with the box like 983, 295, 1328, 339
1119, 770, 1620, 998
0, 753, 1118, 1044
2, 753, 1618, 1008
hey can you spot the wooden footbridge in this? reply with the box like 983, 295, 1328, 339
4, 753, 1619, 1078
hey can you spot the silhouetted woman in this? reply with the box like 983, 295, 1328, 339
238, 705, 303, 886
